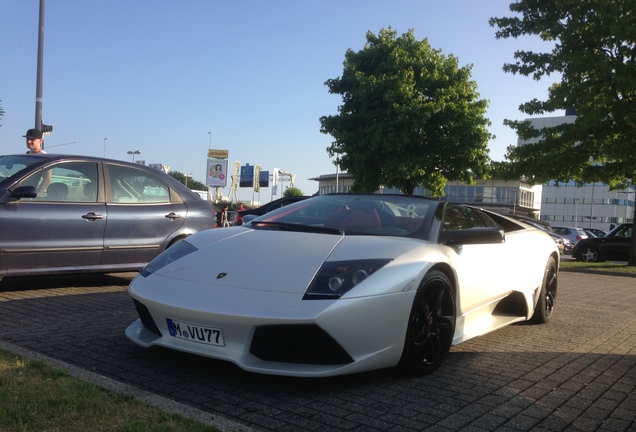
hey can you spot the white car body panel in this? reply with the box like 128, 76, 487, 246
126, 195, 559, 377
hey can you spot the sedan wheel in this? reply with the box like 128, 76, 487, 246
399, 270, 456, 375
579, 246, 600, 262
530, 256, 557, 324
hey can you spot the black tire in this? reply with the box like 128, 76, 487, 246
530, 256, 558, 324
399, 270, 456, 375
578, 245, 602, 262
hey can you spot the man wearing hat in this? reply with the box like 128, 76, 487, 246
23, 129, 46, 154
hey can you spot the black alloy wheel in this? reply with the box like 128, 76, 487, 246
399, 269, 456, 375
530, 255, 558, 324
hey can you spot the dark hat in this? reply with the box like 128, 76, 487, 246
23, 129, 43, 139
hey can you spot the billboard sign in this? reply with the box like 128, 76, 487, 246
260, 170, 269, 188
239, 164, 254, 188
208, 149, 229, 159
254, 165, 261, 193
231, 161, 239, 191
207, 159, 228, 187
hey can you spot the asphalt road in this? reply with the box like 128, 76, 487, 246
0, 269, 635, 432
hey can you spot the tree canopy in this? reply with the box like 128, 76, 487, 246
168, 171, 206, 191
490, 0, 636, 266
320, 28, 492, 196
490, 0, 636, 188
283, 186, 304, 197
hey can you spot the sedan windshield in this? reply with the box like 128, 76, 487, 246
251, 194, 435, 239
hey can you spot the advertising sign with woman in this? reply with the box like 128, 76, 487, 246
207, 159, 228, 188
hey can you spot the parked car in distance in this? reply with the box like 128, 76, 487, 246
234, 195, 310, 226
0, 154, 216, 280
573, 223, 633, 262
551, 226, 588, 244
582, 228, 607, 238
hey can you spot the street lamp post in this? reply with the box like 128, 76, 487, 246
34, 0, 45, 131
103, 138, 107, 158
575, 198, 579, 224
184, 173, 192, 188
127, 150, 141, 163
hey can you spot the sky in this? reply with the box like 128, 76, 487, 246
0, 0, 557, 203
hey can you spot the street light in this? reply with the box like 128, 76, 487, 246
184, 172, 192, 188
103, 138, 107, 158
127, 150, 141, 163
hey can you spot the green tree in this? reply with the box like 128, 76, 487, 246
490, 0, 636, 265
283, 186, 304, 197
320, 28, 492, 196
168, 171, 206, 191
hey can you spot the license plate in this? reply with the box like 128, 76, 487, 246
166, 318, 225, 346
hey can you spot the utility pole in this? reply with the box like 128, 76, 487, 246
35, 0, 45, 132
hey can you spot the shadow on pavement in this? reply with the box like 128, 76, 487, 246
0, 272, 136, 291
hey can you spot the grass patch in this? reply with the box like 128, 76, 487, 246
0, 350, 220, 432
560, 260, 636, 275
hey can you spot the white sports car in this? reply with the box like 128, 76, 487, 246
126, 194, 559, 377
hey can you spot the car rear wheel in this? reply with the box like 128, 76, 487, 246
530, 256, 557, 324
578, 245, 601, 262
399, 270, 456, 375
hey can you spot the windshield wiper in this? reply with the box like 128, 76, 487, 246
250, 221, 342, 235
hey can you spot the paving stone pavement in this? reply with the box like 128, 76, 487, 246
0, 269, 634, 432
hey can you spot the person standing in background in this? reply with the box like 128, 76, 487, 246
221, 205, 230, 227
22, 128, 50, 195
24, 129, 47, 154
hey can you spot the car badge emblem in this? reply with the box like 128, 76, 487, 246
217, 272, 228, 279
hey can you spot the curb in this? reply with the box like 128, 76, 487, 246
0, 340, 256, 432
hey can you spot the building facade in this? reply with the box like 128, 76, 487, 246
310, 173, 542, 216
541, 182, 634, 231
518, 114, 634, 231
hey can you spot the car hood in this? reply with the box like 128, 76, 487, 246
146, 227, 434, 295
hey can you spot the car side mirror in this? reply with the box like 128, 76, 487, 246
0, 185, 37, 203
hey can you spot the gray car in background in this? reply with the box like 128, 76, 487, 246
551, 226, 589, 245
0, 154, 216, 280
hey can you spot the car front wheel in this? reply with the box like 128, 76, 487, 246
530, 256, 558, 324
399, 269, 456, 375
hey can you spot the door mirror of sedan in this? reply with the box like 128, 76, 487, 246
0, 185, 37, 203
439, 227, 505, 246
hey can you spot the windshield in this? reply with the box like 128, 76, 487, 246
251, 194, 436, 239
0, 155, 47, 186
608, 223, 633, 238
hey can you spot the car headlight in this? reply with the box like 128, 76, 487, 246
140, 240, 198, 277
303, 259, 392, 300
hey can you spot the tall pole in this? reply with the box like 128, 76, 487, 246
590, 183, 596, 228
208, 131, 211, 149
103, 138, 107, 157
34, 0, 45, 131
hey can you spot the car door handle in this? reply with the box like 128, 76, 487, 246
82, 212, 104, 220
165, 212, 183, 220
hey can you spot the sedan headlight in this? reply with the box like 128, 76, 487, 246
140, 240, 198, 277
303, 259, 392, 300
